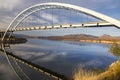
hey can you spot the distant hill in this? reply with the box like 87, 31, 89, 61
5, 33, 120, 44
100, 34, 111, 39
11, 33, 120, 41
38, 34, 120, 40
63, 34, 98, 40
0, 33, 27, 44
99, 34, 120, 40
37, 34, 120, 44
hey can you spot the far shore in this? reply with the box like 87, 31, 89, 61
79, 39, 120, 44
36, 38, 120, 44
36, 34, 120, 44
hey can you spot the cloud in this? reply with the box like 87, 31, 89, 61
22, 15, 48, 27
0, 0, 22, 11
0, 0, 23, 29
17, 11, 60, 27
27, 16, 47, 24
0, 0, 120, 35
0, 15, 14, 29
40, 12, 59, 23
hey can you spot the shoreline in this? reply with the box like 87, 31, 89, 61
79, 40, 120, 44
38, 38, 120, 44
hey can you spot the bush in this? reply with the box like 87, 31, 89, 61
73, 68, 98, 80
73, 61, 120, 80
109, 43, 120, 59
97, 60, 120, 80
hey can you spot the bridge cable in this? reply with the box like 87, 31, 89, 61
39, 8, 41, 27
52, 7, 54, 26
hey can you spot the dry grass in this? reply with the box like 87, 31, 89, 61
73, 60, 120, 80
73, 68, 98, 80
97, 60, 120, 80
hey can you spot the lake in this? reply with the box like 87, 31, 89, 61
10, 38, 117, 79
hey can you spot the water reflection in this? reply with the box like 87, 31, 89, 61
10, 39, 117, 77
0, 50, 19, 80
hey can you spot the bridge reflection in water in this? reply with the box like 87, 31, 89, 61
0, 43, 69, 80
1, 2, 120, 80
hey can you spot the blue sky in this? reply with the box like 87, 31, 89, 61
0, 0, 120, 36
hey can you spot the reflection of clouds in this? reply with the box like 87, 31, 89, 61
9, 40, 117, 77
0, 53, 18, 80
13, 50, 46, 59
11, 42, 68, 62
83, 59, 103, 67
78, 57, 115, 70
0, 64, 14, 80
37, 52, 67, 62
11, 43, 68, 62
11, 43, 54, 50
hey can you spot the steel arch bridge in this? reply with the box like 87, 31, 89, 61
1, 2, 120, 80
2, 2, 120, 41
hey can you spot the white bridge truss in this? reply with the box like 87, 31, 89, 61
2, 2, 120, 40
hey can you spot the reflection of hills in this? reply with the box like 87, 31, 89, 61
0, 33, 27, 44
12, 34, 28, 38
37, 34, 120, 44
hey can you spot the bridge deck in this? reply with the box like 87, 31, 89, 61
0, 21, 117, 33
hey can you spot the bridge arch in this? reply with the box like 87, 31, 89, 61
2, 2, 120, 40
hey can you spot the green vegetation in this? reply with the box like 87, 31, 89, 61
109, 43, 120, 59
73, 60, 120, 80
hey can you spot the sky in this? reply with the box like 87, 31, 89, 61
0, 0, 120, 79
0, 0, 120, 36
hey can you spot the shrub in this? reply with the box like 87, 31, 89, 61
73, 61, 120, 80
97, 60, 120, 80
73, 68, 98, 80
109, 43, 120, 59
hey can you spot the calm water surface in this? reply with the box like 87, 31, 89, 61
11, 39, 117, 78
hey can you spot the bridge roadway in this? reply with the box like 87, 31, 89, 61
0, 48, 68, 80
10, 21, 114, 31
0, 21, 117, 33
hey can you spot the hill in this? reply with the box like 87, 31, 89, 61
38, 34, 120, 44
